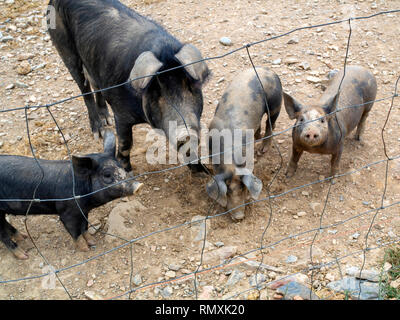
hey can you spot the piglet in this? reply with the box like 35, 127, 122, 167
206, 67, 282, 221
0, 130, 142, 260
283, 65, 377, 178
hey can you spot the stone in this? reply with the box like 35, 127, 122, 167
285, 57, 299, 65
390, 278, 400, 289
15, 81, 28, 88
247, 290, 260, 300
199, 286, 214, 300
299, 61, 311, 70
161, 286, 173, 298
165, 271, 176, 279
190, 215, 210, 242
249, 273, 267, 288
286, 255, 298, 264
226, 269, 244, 287
1, 35, 14, 43
214, 241, 224, 248
276, 281, 319, 300
203, 246, 237, 264
237, 257, 283, 273
219, 37, 232, 46
133, 274, 143, 286
168, 264, 182, 272
17, 61, 32, 75
306, 76, 321, 84
310, 202, 321, 212
345, 266, 381, 282
84, 290, 102, 300
272, 58, 281, 65
106, 200, 147, 243
287, 36, 299, 44
327, 277, 380, 300
325, 272, 336, 282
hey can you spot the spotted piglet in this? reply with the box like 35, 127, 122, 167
283, 65, 377, 178
206, 67, 282, 221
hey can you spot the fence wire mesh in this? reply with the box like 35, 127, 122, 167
0, 4, 399, 301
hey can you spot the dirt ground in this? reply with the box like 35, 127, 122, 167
0, 0, 399, 300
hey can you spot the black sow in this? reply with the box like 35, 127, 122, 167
47, 0, 209, 172
0, 131, 142, 260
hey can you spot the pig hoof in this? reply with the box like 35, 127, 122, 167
75, 235, 90, 252
83, 232, 96, 247
106, 116, 113, 126
133, 182, 144, 194
12, 247, 29, 260
13, 231, 28, 242
231, 211, 245, 221
93, 131, 101, 141
285, 171, 295, 179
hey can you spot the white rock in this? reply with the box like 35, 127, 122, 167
219, 37, 232, 46
306, 76, 321, 84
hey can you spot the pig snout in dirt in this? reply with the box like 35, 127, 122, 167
283, 65, 377, 178
0, 130, 142, 260
205, 67, 282, 221
48, 0, 209, 174
206, 170, 263, 221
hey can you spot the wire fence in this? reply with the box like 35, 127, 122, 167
0, 7, 399, 301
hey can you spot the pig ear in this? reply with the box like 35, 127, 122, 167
129, 51, 163, 92
71, 155, 97, 176
175, 44, 209, 83
206, 174, 228, 207
103, 129, 116, 157
242, 174, 263, 200
283, 92, 303, 120
322, 91, 340, 115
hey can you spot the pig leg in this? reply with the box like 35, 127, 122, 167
59, 211, 90, 252
0, 214, 28, 260
49, 35, 104, 139
95, 91, 113, 127
89, 79, 113, 128
115, 119, 133, 172
4, 219, 27, 242
330, 146, 343, 178
286, 146, 303, 178
259, 111, 279, 155
254, 127, 261, 140
354, 109, 370, 142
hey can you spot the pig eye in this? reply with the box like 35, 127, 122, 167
103, 169, 114, 183
299, 117, 304, 122
321, 118, 325, 123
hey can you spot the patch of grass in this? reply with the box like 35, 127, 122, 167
380, 246, 400, 300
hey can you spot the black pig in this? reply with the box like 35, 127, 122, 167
0, 131, 142, 260
47, 0, 209, 172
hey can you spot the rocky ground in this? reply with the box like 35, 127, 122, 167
0, 0, 399, 300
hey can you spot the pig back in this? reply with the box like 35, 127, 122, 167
321, 66, 377, 135
212, 67, 282, 132
0, 156, 78, 214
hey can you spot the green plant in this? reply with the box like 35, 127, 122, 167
380, 246, 400, 300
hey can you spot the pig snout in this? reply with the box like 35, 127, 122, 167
123, 171, 144, 196
300, 128, 321, 146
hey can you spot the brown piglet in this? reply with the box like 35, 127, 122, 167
283, 65, 377, 178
